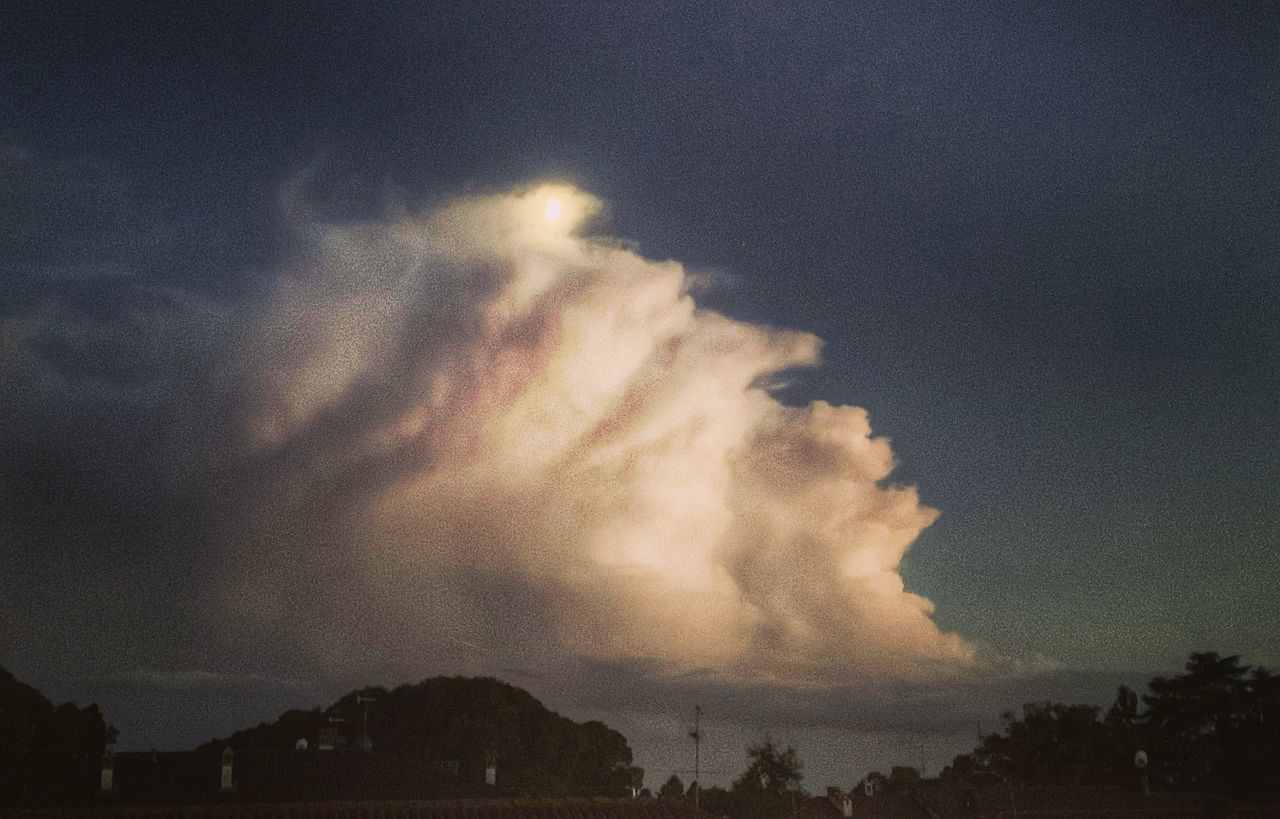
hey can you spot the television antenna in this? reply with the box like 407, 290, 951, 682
320, 715, 346, 751
690, 705, 701, 810
673, 704, 731, 805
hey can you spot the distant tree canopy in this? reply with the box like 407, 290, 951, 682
940, 652, 1280, 800
657, 773, 685, 801
698, 784, 735, 816
727, 737, 806, 819
0, 666, 106, 805
1142, 652, 1279, 796
199, 676, 642, 796
854, 765, 922, 796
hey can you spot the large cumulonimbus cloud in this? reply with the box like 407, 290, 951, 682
220, 183, 973, 686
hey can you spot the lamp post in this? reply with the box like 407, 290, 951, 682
357, 695, 376, 753
1134, 750, 1149, 797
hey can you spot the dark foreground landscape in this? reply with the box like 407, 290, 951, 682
4, 655, 1279, 817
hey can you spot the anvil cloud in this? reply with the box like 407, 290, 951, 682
219, 183, 972, 685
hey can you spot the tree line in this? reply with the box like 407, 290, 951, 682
0, 666, 106, 804
656, 737, 807, 819
652, 652, 1278, 818
0, 671, 641, 805
939, 651, 1279, 800
201, 676, 644, 796
5, 651, 1277, 808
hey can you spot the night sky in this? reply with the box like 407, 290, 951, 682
3, 0, 1278, 790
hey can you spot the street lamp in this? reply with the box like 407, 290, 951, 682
357, 695, 376, 753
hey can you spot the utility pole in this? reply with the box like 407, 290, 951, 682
689, 706, 702, 810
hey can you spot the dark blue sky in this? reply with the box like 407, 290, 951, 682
3, 0, 1278, 785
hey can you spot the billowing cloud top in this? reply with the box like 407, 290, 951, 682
223, 183, 973, 685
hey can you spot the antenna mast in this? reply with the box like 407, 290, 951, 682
689, 705, 702, 810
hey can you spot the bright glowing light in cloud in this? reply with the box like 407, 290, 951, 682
501, 184, 594, 237
228, 182, 974, 686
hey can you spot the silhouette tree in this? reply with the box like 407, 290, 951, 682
1104, 684, 1144, 788
730, 737, 804, 819
1238, 666, 1280, 800
699, 784, 735, 815
975, 701, 1110, 785
888, 765, 921, 789
0, 666, 106, 805
200, 676, 642, 796
856, 766, 923, 795
658, 774, 685, 801
939, 652, 1280, 800
1142, 652, 1279, 798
